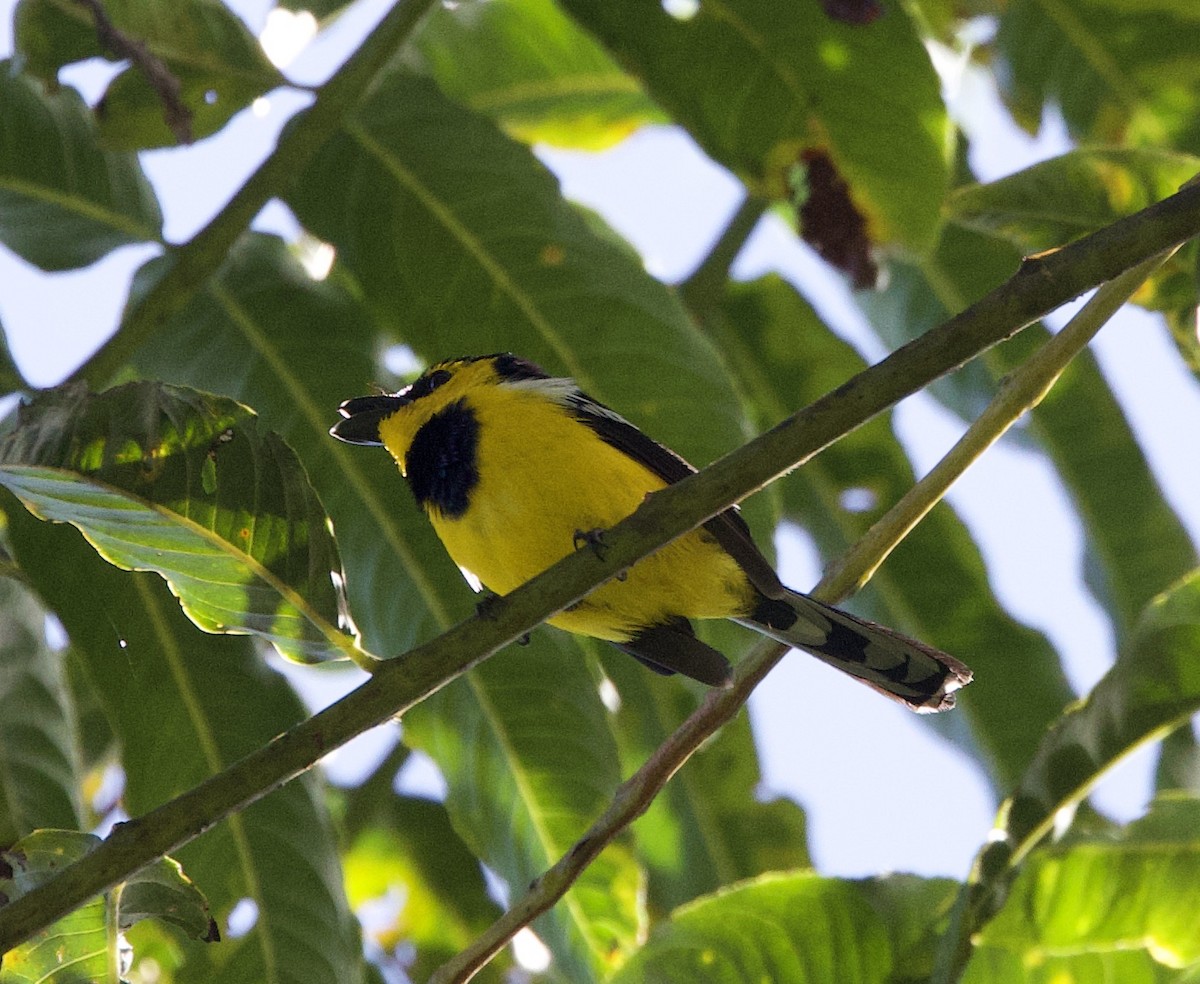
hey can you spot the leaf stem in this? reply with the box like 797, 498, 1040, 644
4, 181, 1200, 954
70, 0, 439, 389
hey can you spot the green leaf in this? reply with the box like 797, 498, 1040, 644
970, 795, 1200, 977
720, 274, 1072, 785
995, 570, 1200, 885
5, 508, 365, 984
0, 830, 111, 984
947, 148, 1200, 251
0, 62, 163, 271
558, 0, 951, 251
285, 69, 748, 474
126, 235, 646, 976
0, 380, 356, 665
14, 0, 283, 149
610, 871, 957, 984
404, 0, 666, 150
993, 0, 1200, 154
0, 579, 81, 846
402, 634, 644, 980
117, 856, 219, 943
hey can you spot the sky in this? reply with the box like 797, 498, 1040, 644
2, 0, 1199, 886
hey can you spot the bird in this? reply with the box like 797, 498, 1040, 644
330, 353, 971, 712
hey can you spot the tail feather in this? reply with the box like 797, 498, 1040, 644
738, 590, 972, 713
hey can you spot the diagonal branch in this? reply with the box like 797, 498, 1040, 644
4, 180, 1200, 954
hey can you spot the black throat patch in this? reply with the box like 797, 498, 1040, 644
406, 399, 480, 519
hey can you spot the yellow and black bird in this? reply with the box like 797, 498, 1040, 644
331, 354, 971, 712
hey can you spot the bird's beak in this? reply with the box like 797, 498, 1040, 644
329, 394, 409, 446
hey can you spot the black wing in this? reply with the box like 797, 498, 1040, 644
565, 390, 784, 599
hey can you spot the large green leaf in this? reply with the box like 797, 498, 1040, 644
4, 505, 365, 984
0, 62, 163, 271
286, 69, 748, 473
0, 380, 356, 665
609, 871, 958, 984
15, 0, 283, 148
126, 235, 646, 978
0, 579, 80, 846
404, 0, 666, 149
720, 274, 1071, 785
865, 220, 1198, 644
993, 0, 1200, 154
558, 0, 950, 252
967, 795, 1200, 980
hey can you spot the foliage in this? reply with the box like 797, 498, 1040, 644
0, 0, 1198, 981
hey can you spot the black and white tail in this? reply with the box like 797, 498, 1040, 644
740, 591, 972, 713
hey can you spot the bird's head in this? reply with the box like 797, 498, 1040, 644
330, 353, 552, 459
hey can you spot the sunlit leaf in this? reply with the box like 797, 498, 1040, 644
0, 380, 357, 664
405, 0, 666, 149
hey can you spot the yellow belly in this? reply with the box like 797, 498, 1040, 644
427, 391, 755, 642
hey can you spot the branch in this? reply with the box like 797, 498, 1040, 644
430, 233, 1191, 984
4, 181, 1200, 953
75, 0, 192, 143
70, 0, 441, 389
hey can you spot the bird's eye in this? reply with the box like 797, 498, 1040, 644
405, 368, 453, 401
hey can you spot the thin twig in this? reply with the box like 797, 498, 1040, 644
75, 0, 192, 144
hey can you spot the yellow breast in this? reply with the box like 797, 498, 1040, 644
424, 387, 754, 642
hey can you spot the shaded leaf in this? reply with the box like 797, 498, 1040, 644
0, 380, 357, 665
14, 0, 282, 149
720, 274, 1071, 786
819, 0, 884, 26
118, 856, 219, 943
403, 634, 644, 980
286, 69, 748, 475
0, 61, 163, 271
559, 0, 951, 251
993, 0, 1200, 153
0, 579, 80, 847
5, 506, 366, 984
405, 0, 666, 150
0, 830, 109, 983
947, 148, 1200, 250
128, 235, 446, 660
